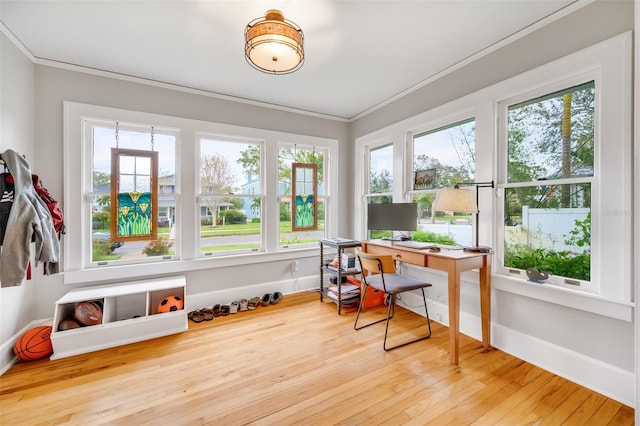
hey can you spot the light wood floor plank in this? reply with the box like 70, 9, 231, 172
0, 291, 633, 425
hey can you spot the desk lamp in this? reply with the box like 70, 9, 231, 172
433, 181, 494, 252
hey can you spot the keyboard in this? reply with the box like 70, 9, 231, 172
393, 240, 435, 249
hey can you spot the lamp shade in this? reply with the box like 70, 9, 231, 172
245, 9, 304, 74
433, 187, 478, 213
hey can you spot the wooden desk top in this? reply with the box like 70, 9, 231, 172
361, 240, 491, 267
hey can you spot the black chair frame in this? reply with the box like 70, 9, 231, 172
354, 252, 432, 351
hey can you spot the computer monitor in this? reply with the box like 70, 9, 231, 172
367, 203, 418, 240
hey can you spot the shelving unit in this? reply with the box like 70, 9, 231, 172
319, 238, 361, 314
50, 275, 187, 360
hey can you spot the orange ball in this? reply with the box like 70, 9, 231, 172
157, 295, 184, 313
14, 326, 53, 361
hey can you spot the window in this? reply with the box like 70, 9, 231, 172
64, 102, 337, 284
364, 143, 393, 239
278, 145, 326, 248
198, 136, 263, 256
409, 119, 476, 246
501, 82, 594, 289
355, 33, 631, 317
90, 122, 177, 264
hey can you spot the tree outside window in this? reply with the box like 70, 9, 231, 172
503, 81, 594, 283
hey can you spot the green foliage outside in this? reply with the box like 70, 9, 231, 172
411, 230, 456, 245
92, 239, 117, 259
504, 214, 591, 281
92, 212, 110, 229
220, 209, 246, 224
141, 238, 174, 256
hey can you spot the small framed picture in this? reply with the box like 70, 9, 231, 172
414, 169, 436, 190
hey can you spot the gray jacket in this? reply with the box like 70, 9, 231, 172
0, 149, 59, 287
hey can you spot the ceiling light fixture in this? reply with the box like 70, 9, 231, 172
244, 9, 304, 74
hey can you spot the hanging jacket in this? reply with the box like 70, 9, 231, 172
0, 149, 60, 287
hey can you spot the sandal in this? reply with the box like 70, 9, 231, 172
239, 298, 249, 312
212, 304, 222, 317
189, 309, 205, 323
201, 307, 214, 321
248, 296, 261, 310
221, 304, 230, 316
229, 300, 239, 314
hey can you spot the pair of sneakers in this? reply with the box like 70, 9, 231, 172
261, 291, 283, 306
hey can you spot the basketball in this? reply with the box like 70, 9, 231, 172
75, 300, 103, 326
14, 325, 53, 361
57, 318, 81, 331
158, 295, 184, 313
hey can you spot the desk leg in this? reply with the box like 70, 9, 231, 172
448, 264, 460, 365
479, 258, 492, 351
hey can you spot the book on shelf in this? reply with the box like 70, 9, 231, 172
327, 285, 360, 302
329, 284, 359, 295
326, 292, 361, 304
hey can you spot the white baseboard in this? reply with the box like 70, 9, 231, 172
397, 292, 635, 408
0, 319, 51, 376
184, 275, 318, 311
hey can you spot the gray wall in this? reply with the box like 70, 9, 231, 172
352, 1, 635, 138
0, 33, 36, 348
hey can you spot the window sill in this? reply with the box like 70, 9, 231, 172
492, 274, 634, 322
63, 247, 319, 286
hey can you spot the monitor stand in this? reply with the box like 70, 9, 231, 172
381, 232, 410, 241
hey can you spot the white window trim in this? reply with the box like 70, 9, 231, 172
196, 132, 266, 257
354, 32, 633, 321
63, 102, 338, 285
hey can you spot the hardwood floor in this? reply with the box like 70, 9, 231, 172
0, 291, 634, 425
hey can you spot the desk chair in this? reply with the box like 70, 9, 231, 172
354, 250, 432, 351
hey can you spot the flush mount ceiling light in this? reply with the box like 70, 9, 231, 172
244, 9, 304, 74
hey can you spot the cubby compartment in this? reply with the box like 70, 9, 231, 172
51, 276, 187, 360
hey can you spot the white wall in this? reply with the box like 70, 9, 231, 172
0, 31, 37, 370
352, 0, 636, 408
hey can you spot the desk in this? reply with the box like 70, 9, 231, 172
361, 240, 492, 365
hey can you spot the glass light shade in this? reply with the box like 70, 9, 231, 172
245, 10, 304, 74
433, 188, 478, 213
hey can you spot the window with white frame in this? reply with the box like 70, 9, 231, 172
409, 119, 475, 246
278, 144, 327, 248
364, 143, 393, 239
198, 136, 263, 256
63, 102, 337, 284
495, 32, 632, 302
89, 121, 177, 264
500, 82, 594, 289
355, 33, 631, 316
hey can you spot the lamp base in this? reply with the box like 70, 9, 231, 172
463, 245, 492, 253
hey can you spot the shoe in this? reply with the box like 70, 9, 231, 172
270, 292, 283, 305
239, 298, 249, 312
212, 304, 222, 317
189, 309, 205, 323
261, 293, 271, 306
201, 307, 214, 321
221, 304, 230, 316
248, 296, 261, 310
229, 300, 239, 314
